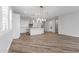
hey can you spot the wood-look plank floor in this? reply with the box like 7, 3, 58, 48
8, 32, 79, 53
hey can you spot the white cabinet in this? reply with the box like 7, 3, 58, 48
30, 28, 44, 35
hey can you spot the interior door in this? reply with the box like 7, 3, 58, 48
55, 18, 58, 33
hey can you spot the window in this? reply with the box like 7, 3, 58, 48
0, 6, 12, 36
1, 6, 12, 32
8, 7, 12, 30
2, 6, 9, 31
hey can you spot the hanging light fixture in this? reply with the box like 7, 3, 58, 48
40, 6, 43, 8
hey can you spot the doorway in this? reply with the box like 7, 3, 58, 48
55, 17, 58, 34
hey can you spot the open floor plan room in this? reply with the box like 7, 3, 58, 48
0, 6, 79, 53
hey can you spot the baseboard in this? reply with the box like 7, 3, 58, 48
59, 33, 79, 38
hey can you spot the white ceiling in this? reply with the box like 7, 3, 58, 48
11, 6, 79, 19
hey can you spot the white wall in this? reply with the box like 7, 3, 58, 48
58, 12, 79, 37
20, 17, 29, 33
12, 13, 20, 39
0, 31, 13, 52
45, 19, 55, 32
48, 19, 55, 32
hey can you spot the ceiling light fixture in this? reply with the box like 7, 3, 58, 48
40, 6, 43, 8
